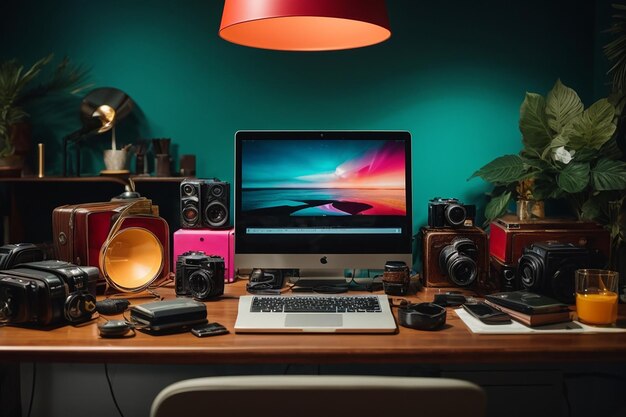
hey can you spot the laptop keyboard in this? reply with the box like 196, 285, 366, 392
250, 295, 382, 313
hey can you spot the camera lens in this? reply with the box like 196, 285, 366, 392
182, 184, 196, 196
444, 204, 466, 226
189, 270, 214, 300
439, 238, 478, 287
447, 254, 477, 286
517, 253, 543, 290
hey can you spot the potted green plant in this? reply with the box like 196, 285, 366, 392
470, 79, 626, 268
0, 54, 89, 172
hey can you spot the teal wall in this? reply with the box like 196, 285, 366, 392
1, 0, 597, 234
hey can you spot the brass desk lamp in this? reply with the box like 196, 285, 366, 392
63, 87, 133, 176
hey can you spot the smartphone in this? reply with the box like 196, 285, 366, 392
191, 322, 229, 337
462, 302, 512, 325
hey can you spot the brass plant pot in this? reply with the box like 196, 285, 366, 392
0, 155, 24, 177
516, 199, 545, 221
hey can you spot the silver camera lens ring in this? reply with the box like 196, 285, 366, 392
447, 255, 477, 287
518, 254, 543, 290
444, 204, 466, 226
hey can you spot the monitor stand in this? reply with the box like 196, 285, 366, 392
288, 269, 349, 291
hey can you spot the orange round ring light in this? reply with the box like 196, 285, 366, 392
219, 0, 391, 51
100, 227, 164, 293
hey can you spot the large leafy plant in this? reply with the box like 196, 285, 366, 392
0, 54, 89, 158
470, 79, 626, 225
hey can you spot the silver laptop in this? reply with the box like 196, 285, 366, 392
234, 294, 397, 333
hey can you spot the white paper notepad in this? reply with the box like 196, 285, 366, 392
455, 308, 626, 335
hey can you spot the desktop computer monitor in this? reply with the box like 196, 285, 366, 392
234, 131, 413, 284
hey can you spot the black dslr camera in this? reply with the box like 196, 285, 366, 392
428, 198, 476, 228
175, 251, 225, 300
0, 260, 98, 326
517, 242, 592, 304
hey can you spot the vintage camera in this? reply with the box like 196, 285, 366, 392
173, 228, 235, 282
175, 251, 225, 300
180, 178, 230, 229
489, 214, 610, 266
428, 198, 476, 228
421, 226, 495, 292
0, 243, 45, 270
517, 242, 593, 304
0, 260, 98, 327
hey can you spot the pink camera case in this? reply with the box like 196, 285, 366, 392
173, 228, 235, 282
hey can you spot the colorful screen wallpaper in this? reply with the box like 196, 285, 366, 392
241, 139, 406, 216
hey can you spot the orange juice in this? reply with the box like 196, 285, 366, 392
576, 291, 618, 325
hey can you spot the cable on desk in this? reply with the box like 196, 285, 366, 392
104, 363, 126, 417
26, 362, 36, 417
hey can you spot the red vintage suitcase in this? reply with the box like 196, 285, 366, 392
489, 214, 610, 265
52, 199, 170, 291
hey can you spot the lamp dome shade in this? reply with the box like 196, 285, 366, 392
219, 0, 391, 51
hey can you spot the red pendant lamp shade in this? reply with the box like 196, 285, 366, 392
219, 0, 391, 51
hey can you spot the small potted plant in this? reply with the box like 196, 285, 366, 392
471, 79, 626, 274
470, 79, 626, 225
0, 54, 89, 174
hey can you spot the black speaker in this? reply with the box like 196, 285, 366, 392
202, 179, 230, 229
180, 179, 204, 228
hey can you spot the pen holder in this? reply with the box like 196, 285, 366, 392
155, 154, 171, 177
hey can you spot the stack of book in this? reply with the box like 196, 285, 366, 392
484, 291, 572, 327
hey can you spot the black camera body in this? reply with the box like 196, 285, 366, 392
0, 243, 45, 270
517, 242, 592, 304
175, 251, 225, 300
180, 178, 230, 229
428, 198, 476, 228
0, 260, 98, 326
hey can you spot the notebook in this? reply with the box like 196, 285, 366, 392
234, 294, 397, 333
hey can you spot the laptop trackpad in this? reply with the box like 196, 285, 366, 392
285, 314, 343, 328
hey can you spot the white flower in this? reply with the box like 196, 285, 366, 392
552, 146, 576, 164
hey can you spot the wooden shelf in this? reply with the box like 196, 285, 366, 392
0, 175, 186, 186
0, 175, 184, 245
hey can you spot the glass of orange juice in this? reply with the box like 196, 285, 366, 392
575, 269, 619, 326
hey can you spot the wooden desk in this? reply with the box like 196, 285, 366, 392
1, 281, 625, 365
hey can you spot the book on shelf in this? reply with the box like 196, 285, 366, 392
483, 299, 572, 327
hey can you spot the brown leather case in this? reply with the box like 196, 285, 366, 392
53, 201, 127, 265
489, 214, 610, 265
52, 199, 167, 289
421, 226, 497, 293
